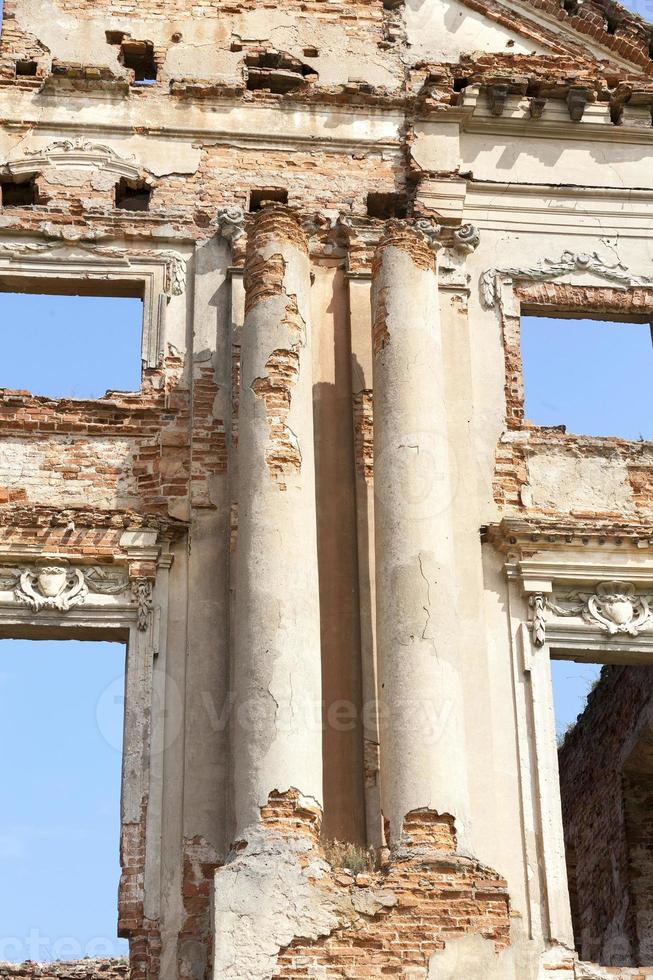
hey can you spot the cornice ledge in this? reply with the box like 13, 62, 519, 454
0, 237, 187, 296
482, 517, 653, 554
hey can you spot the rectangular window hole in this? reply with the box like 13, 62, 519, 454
366, 192, 407, 219
554, 657, 653, 965
0, 637, 129, 963
115, 178, 151, 212
521, 313, 653, 439
15, 60, 38, 77
106, 30, 128, 45
120, 39, 157, 83
0, 281, 143, 399
1, 177, 37, 207
248, 188, 288, 212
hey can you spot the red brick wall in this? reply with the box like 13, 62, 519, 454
559, 665, 653, 966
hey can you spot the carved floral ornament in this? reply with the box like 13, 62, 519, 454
481, 250, 653, 308
0, 563, 153, 631
530, 581, 653, 647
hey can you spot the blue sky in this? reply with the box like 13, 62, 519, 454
1, 294, 142, 399
0, 639, 128, 961
522, 316, 653, 441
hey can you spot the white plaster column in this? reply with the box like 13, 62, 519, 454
371, 220, 471, 849
232, 205, 322, 835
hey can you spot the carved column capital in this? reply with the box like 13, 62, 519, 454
453, 223, 480, 252
215, 206, 247, 243
413, 217, 444, 251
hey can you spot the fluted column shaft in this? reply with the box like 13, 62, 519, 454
372, 222, 471, 848
233, 206, 322, 835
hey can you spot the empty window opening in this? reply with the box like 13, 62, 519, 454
1, 176, 37, 207
120, 39, 157, 84
521, 314, 653, 439
555, 659, 653, 966
0, 285, 143, 399
115, 178, 151, 212
0, 637, 128, 962
249, 187, 288, 212
245, 49, 318, 93
366, 192, 408, 220
15, 60, 38, 77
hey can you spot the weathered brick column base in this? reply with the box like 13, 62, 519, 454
214, 793, 511, 979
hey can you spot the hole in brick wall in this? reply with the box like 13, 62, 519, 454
0, 282, 143, 399
15, 60, 38, 77
120, 39, 157, 84
1, 176, 37, 207
554, 658, 653, 966
521, 314, 653, 439
115, 178, 152, 212
366, 192, 408, 219
0, 637, 128, 962
245, 49, 318, 93
106, 30, 128, 45
248, 188, 289, 211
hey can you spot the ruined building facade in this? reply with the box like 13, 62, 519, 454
1, 0, 653, 977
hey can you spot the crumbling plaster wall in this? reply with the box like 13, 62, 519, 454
5, 0, 403, 90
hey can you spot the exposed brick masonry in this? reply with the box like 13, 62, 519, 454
559, 666, 653, 965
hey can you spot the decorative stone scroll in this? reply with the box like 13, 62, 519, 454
530, 581, 653, 646
215, 206, 246, 242
454, 223, 480, 252
481, 250, 653, 308
414, 218, 443, 250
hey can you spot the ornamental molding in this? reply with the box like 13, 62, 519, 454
0, 563, 157, 622
131, 578, 154, 632
4, 137, 145, 182
481, 250, 653, 308
15, 566, 88, 613
0, 240, 186, 296
530, 581, 653, 647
